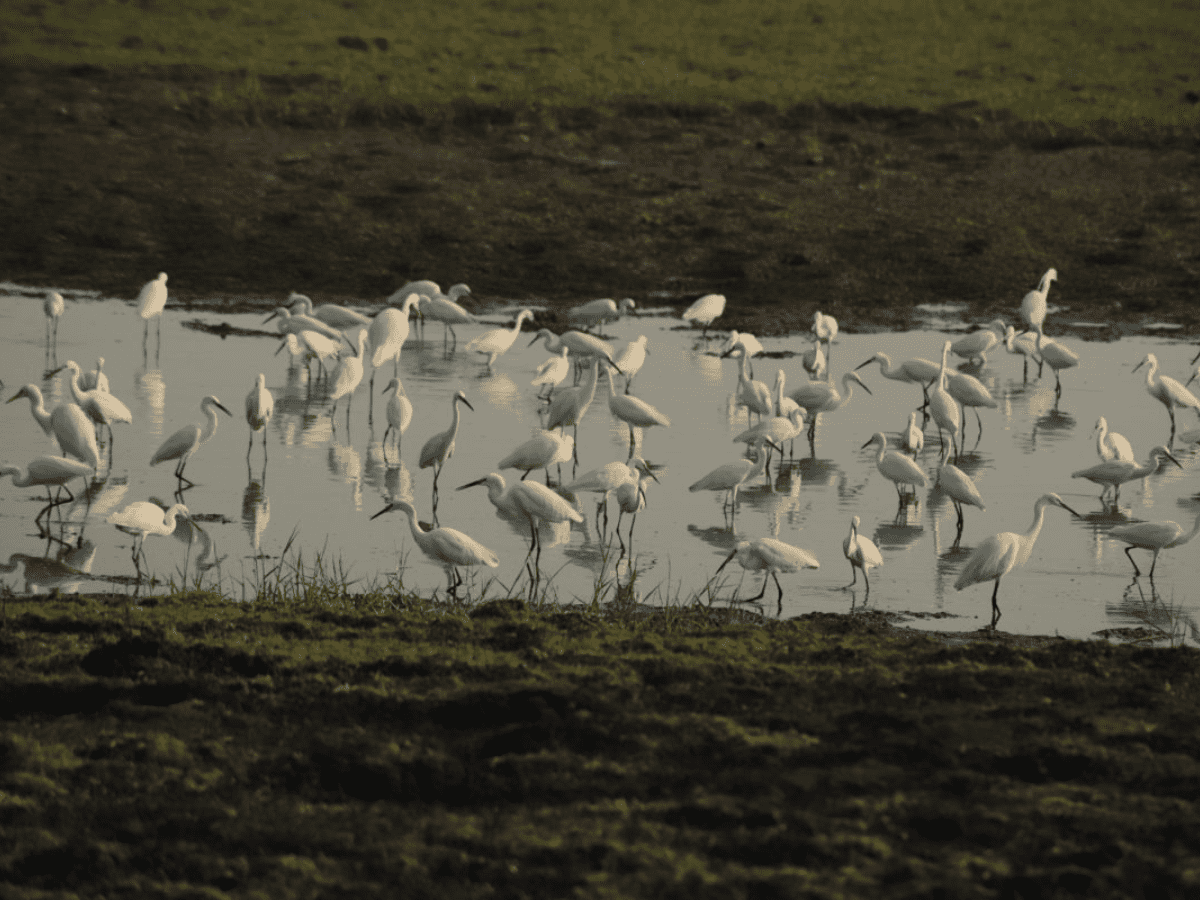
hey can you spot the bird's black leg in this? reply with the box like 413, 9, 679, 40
774, 572, 784, 616
1123, 545, 1142, 576
990, 578, 1002, 629
845, 562, 858, 589
747, 573, 769, 602
863, 568, 871, 595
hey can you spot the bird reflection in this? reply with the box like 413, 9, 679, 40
0, 540, 97, 596
134, 367, 166, 435
793, 456, 841, 489
687, 523, 742, 553
476, 373, 520, 412
242, 479, 270, 555
873, 518, 924, 551
1107, 578, 1199, 647
327, 432, 363, 509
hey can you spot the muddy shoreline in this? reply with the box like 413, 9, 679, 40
3, 63, 1199, 339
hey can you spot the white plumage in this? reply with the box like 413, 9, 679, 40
614, 335, 649, 390
370, 500, 498, 593
245, 373, 274, 456
1019, 268, 1056, 334
1107, 511, 1200, 578
288, 292, 372, 328
382, 378, 414, 457
1094, 416, 1134, 463
466, 308, 535, 368
843, 515, 883, 592
498, 430, 575, 480
716, 537, 820, 611
1071, 445, 1180, 505
568, 297, 634, 330
150, 395, 231, 484
1133, 353, 1200, 446
862, 431, 928, 500
532, 347, 570, 397
950, 319, 1007, 365
107, 501, 190, 568
681, 294, 725, 334
689, 437, 774, 511
8, 384, 100, 471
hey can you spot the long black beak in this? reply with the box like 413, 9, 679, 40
274, 341, 287, 357
1166, 452, 1183, 469
463, 398, 475, 412
854, 359, 873, 371
1187, 370, 1197, 388
264, 310, 280, 324
860, 437, 875, 449
1061, 502, 1084, 519
382, 382, 396, 394
370, 504, 394, 520
1132, 358, 1146, 373
457, 478, 488, 491
716, 548, 738, 575
527, 335, 542, 348
216, 402, 232, 416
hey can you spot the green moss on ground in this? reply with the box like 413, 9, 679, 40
2, 592, 1199, 897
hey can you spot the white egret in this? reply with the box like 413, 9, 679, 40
499, 429, 575, 483
720, 331, 764, 377
788, 371, 872, 443
722, 345, 773, 425
565, 457, 656, 534
265, 305, 348, 348
368, 293, 421, 389
287, 292, 372, 328
545, 359, 600, 447
137, 272, 167, 347
688, 437, 776, 514
1094, 417, 1134, 463
1034, 326, 1079, 397
420, 284, 475, 345
862, 432, 928, 501
843, 516, 883, 592
935, 443, 985, 534
813, 311, 838, 368
245, 373, 274, 458
370, 500, 498, 596
419, 390, 474, 516
457, 473, 582, 567
614, 461, 655, 548
532, 347, 570, 399
329, 330, 368, 420
950, 319, 1007, 366
945, 371, 998, 443
903, 411, 924, 457
604, 368, 669, 456
801, 338, 826, 381
1004, 325, 1042, 381
954, 493, 1080, 627
1019, 268, 1057, 335
381, 378, 413, 460
568, 297, 634, 331
107, 501, 190, 571
855, 351, 941, 408
43, 291, 64, 350
928, 342, 960, 456
149, 395, 232, 486
1071, 445, 1181, 506
0, 456, 94, 531
681, 293, 725, 336
466, 308, 535, 369
79, 357, 109, 394
528, 328, 621, 374
62, 360, 133, 467
1132, 353, 1200, 446
716, 538, 820, 612
733, 409, 805, 453
276, 329, 341, 379
772, 370, 803, 419
8, 385, 100, 472
1107, 511, 1200, 578
389, 280, 441, 302
614, 335, 649, 391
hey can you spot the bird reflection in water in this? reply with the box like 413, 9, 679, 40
1107, 578, 1200, 648
0, 539, 97, 598
134, 367, 166, 435
242, 479, 270, 557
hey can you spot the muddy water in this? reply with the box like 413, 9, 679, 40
2, 286, 1198, 642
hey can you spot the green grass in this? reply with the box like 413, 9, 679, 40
4, 0, 1199, 126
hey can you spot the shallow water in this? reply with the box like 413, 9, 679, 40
2, 286, 1199, 642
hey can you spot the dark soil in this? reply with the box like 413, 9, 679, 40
4, 63, 1200, 338
2, 592, 1199, 897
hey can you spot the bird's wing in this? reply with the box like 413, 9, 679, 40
857, 536, 884, 568
689, 461, 752, 491
94, 393, 133, 423
1108, 521, 1183, 548
27, 456, 92, 481
428, 528, 500, 567
954, 534, 1015, 590
106, 500, 160, 530
150, 425, 201, 465
755, 538, 819, 571
515, 483, 584, 522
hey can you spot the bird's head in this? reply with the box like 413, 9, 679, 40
1149, 446, 1183, 470
850, 515, 861, 532
204, 396, 232, 416
370, 499, 417, 522
6, 384, 36, 404
264, 308, 285, 324
454, 390, 474, 412
628, 457, 660, 484
844, 372, 872, 395
854, 354, 881, 371
861, 432, 886, 450
527, 328, 554, 348
457, 474, 503, 493
1132, 354, 1154, 374
715, 544, 744, 575
382, 377, 402, 395
1041, 493, 1082, 519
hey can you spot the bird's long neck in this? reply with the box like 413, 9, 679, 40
877, 355, 897, 378
401, 506, 425, 542
751, 444, 770, 478
1176, 512, 1200, 548
1024, 500, 1050, 548
0, 466, 27, 486
162, 505, 186, 534
510, 313, 526, 336
200, 403, 221, 444
581, 364, 599, 403
838, 375, 855, 408
773, 372, 785, 408
1095, 423, 1107, 458
23, 390, 52, 434
65, 367, 85, 403
450, 398, 464, 433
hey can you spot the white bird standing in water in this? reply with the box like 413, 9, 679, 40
1094, 416, 1134, 463
688, 436, 777, 515
950, 319, 1007, 366
245, 373, 274, 458
954, 493, 1080, 628
287, 292, 372, 328
1071, 445, 1181, 506
1, 456, 94, 531
329, 330, 368, 420
420, 284, 475, 345
614, 461, 656, 548
843, 515, 883, 592
565, 457, 656, 534
43, 291, 64, 351
79, 357, 109, 394
467, 308, 535, 369
862, 431, 928, 501
367, 293, 421, 390
1107, 511, 1200, 579
62, 360, 133, 468
723, 345, 773, 425
137, 272, 168, 347
716, 538, 820, 613
107, 501, 190, 571
8, 384, 101, 472
614, 335, 649, 391
604, 368, 670, 456
544, 359, 600, 447
419, 390, 474, 517
370, 499, 498, 596
812, 311, 838, 368
1020, 267, 1057, 336
802, 338, 826, 381
681, 293, 725, 337
1035, 325, 1079, 397
903, 411, 924, 457
532, 347, 570, 399
1004, 325, 1042, 380
928, 341, 961, 456
498, 429, 575, 483
568, 297, 635, 331
935, 443, 985, 535
456, 473, 582, 568
1132, 353, 1200, 447
528, 328, 622, 374
789, 371, 872, 443
149, 395, 232, 486
381, 378, 413, 460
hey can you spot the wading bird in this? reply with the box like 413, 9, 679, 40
245, 373, 274, 458
614, 461, 655, 550
843, 515, 883, 593
544, 359, 600, 450
419, 390, 473, 517
928, 342, 960, 456
716, 538, 820, 613
43, 291, 64, 353
720, 331, 764, 377
935, 443, 985, 537
370, 500, 499, 597
420, 284, 475, 345
528, 328, 621, 375
467, 308, 535, 369
681, 293, 725, 337
79, 357, 109, 394
855, 351, 941, 409
565, 457, 657, 535
1071, 445, 1181, 506
950, 319, 1007, 366
568, 297, 635, 331
62, 360, 133, 468
1094, 417, 1134, 463
1107, 511, 1200, 579
329, 330, 368, 421
498, 429, 575, 483
945, 370, 998, 444
614, 336, 649, 391
107, 501, 190, 573
367, 293, 421, 390
150, 395, 232, 487
532, 347, 570, 399
0, 456, 94, 532
1035, 326, 1079, 397
287, 293, 372, 328
1020, 267, 1057, 336
688, 437, 777, 517
456, 474, 582, 570
1004, 325, 1042, 381
8, 385, 100, 472
903, 411, 924, 457
137, 272, 168, 349
954, 493, 1080, 628
862, 431, 928, 503
604, 368, 669, 456
723, 345, 773, 425
381, 378, 413, 460
802, 338, 827, 381
1133, 353, 1200, 447
789, 371, 872, 444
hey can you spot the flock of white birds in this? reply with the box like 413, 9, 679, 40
7, 271, 1200, 624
